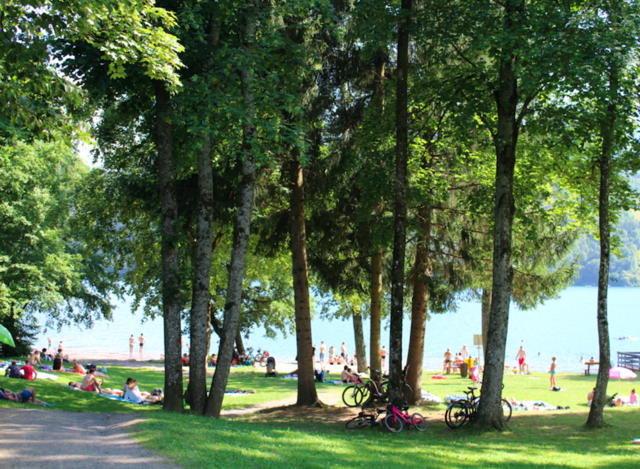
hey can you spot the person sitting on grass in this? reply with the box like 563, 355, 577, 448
30, 350, 42, 366
5, 360, 21, 379
0, 387, 47, 404
182, 353, 190, 366
80, 368, 103, 393
20, 361, 37, 381
53, 353, 64, 371
208, 354, 217, 367
123, 379, 160, 404
340, 366, 358, 384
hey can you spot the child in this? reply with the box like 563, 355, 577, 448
470, 364, 480, 388
549, 356, 557, 389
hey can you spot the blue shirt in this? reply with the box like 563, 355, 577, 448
0, 390, 6, 400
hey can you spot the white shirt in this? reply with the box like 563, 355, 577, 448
124, 385, 145, 404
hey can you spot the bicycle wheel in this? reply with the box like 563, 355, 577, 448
384, 412, 404, 433
345, 416, 368, 429
342, 385, 360, 407
410, 413, 428, 432
501, 398, 512, 423
356, 386, 370, 406
445, 400, 470, 429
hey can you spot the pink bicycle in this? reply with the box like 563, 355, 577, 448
383, 402, 428, 433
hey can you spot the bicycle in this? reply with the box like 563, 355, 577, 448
345, 407, 386, 429
444, 386, 512, 429
383, 401, 428, 433
341, 375, 368, 407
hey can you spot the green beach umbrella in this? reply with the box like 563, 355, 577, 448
0, 324, 16, 347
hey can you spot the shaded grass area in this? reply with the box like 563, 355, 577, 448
134, 407, 640, 469
3, 359, 640, 468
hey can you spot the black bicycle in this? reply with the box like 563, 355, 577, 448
444, 387, 512, 429
345, 407, 386, 429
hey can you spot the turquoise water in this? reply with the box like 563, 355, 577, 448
35, 287, 640, 372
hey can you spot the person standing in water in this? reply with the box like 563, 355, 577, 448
129, 335, 135, 356
139, 333, 146, 358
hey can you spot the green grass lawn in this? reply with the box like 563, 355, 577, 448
2, 360, 639, 468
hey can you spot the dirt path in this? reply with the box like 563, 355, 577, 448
0, 409, 179, 469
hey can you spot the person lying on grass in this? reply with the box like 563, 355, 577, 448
0, 387, 47, 404
72, 360, 86, 374
123, 379, 161, 404
80, 368, 103, 393
614, 389, 638, 407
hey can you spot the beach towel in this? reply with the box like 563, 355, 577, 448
37, 372, 59, 381
99, 394, 151, 405
512, 400, 566, 411
327, 380, 347, 385
431, 375, 446, 380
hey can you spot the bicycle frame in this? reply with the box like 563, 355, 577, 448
386, 404, 418, 426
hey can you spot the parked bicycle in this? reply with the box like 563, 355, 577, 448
345, 407, 386, 429
383, 401, 428, 433
444, 386, 512, 429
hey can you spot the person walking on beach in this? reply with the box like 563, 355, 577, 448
329, 345, 335, 360
380, 346, 387, 368
139, 334, 146, 358
460, 345, 469, 360
129, 335, 135, 356
549, 356, 557, 389
341, 342, 346, 358
320, 341, 326, 362
58, 340, 65, 352
516, 346, 527, 374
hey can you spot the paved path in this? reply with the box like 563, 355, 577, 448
0, 409, 179, 469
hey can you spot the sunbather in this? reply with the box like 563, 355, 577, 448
614, 389, 638, 407
72, 360, 86, 374
0, 387, 46, 404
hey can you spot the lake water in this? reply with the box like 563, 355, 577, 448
34, 287, 640, 373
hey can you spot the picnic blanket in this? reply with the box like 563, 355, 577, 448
445, 394, 468, 404
421, 390, 442, 405
224, 390, 256, 396
36, 371, 59, 381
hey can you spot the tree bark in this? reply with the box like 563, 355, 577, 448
353, 309, 368, 373
188, 135, 214, 414
474, 0, 521, 431
290, 158, 319, 406
481, 288, 492, 364
388, 0, 412, 404
406, 215, 431, 405
236, 328, 246, 355
203, 4, 257, 418
369, 50, 385, 374
370, 248, 383, 372
586, 73, 617, 428
155, 81, 184, 413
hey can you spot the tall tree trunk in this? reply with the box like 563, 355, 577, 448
369, 50, 386, 374
481, 288, 492, 364
203, 4, 257, 417
586, 73, 617, 428
155, 81, 184, 413
236, 329, 246, 355
188, 135, 214, 414
474, 1, 521, 431
370, 248, 383, 372
406, 215, 431, 405
290, 158, 319, 406
388, 0, 412, 404
353, 309, 368, 373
